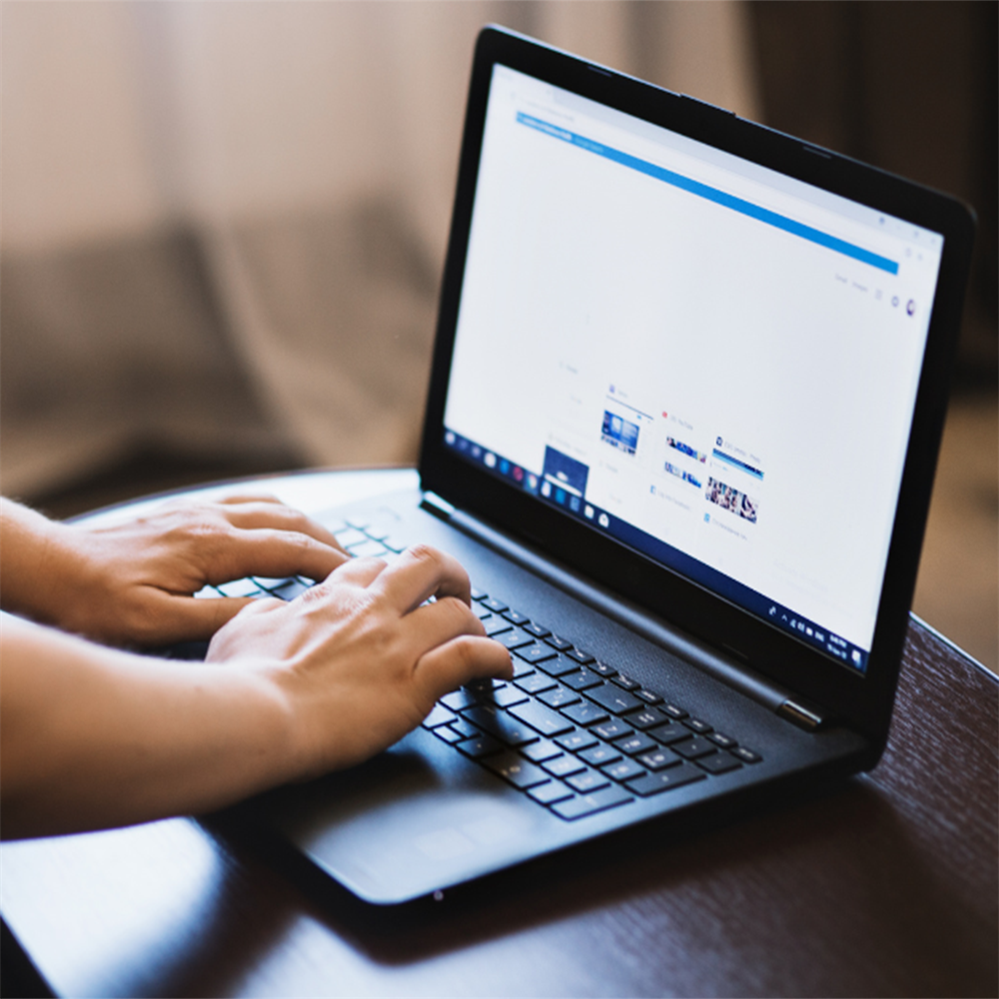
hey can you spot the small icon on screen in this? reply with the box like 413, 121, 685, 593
584, 505, 595, 519
906, 299, 916, 316
598, 512, 610, 528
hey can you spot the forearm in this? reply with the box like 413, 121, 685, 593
0, 615, 297, 839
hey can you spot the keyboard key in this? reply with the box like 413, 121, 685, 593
433, 725, 464, 744
566, 648, 595, 665
671, 736, 718, 760
556, 730, 599, 752
612, 672, 641, 691
561, 701, 609, 726
482, 597, 508, 614
635, 688, 663, 705
494, 629, 534, 651
536, 654, 581, 677
627, 763, 707, 796
346, 538, 390, 559
515, 672, 557, 695
332, 527, 368, 549
538, 686, 581, 709
252, 576, 295, 590
627, 707, 667, 729
603, 758, 647, 782
661, 703, 689, 720
523, 622, 551, 639
614, 732, 659, 756
484, 618, 513, 637
580, 744, 622, 767
216, 578, 266, 598
697, 753, 742, 775
731, 746, 762, 764
544, 755, 586, 778
707, 732, 738, 749
567, 770, 611, 794
271, 578, 312, 601
470, 587, 487, 601
483, 751, 549, 788
502, 609, 530, 626
552, 785, 633, 820
562, 668, 603, 691
511, 660, 535, 680
474, 605, 493, 620
194, 585, 222, 599
648, 722, 693, 746
587, 684, 644, 715
509, 700, 575, 737
593, 719, 633, 741
490, 686, 529, 708
544, 634, 573, 652
521, 739, 563, 763
637, 749, 682, 771
422, 704, 458, 728
528, 780, 574, 805
515, 643, 558, 665
590, 660, 617, 678
684, 717, 713, 735
455, 734, 503, 758
462, 706, 538, 746
441, 688, 479, 711
450, 717, 480, 739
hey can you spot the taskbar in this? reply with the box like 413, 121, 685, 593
443, 427, 868, 673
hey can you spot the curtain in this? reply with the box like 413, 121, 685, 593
1, 1, 760, 496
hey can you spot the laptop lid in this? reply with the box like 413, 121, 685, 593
420, 27, 974, 752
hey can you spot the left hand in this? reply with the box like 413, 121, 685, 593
5, 494, 349, 646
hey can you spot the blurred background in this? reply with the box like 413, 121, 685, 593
2, 1, 995, 669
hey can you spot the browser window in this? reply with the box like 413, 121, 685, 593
443, 65, 945, 671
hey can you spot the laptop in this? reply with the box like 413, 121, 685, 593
235, 26, 975, 904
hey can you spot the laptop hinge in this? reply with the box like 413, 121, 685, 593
777, 699, 825, 731
440, 504, 824, 724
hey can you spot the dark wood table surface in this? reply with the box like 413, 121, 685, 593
2, 470, 997, 998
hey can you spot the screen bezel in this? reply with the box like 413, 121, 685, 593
420, 26, 975, 746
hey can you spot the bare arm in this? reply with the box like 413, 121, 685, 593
1, 546, 512, 839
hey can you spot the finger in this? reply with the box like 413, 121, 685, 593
414, 635, 513, 702
370, 544, 471, 613
315, 554, 388, 589
215, 501, 346, 554
216, 492, 284, 506
398, 595, 485, 651
205, 529, 350, 585
132, 593, 275, 644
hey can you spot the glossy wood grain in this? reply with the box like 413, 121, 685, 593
2, 473, 996, 998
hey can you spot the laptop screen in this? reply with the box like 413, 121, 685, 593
441, 64, 945, 673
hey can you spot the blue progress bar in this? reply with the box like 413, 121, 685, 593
516, 112, 899, 276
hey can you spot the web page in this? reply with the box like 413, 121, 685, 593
443, 65, 944, 668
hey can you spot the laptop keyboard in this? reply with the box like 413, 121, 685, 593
196, 517, 763, 821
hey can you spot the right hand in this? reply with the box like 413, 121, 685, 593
206, 544, 512, 778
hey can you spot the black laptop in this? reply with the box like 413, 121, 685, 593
236, 26, 974, 904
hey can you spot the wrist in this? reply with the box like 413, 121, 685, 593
0, 500, 87, 627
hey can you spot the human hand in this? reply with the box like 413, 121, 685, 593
205, 544, 513, 776
4, 494, 349, 647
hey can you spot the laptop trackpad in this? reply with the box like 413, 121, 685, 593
263, 728, 546, 904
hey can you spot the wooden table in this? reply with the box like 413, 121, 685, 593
2, 469, 997, 998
